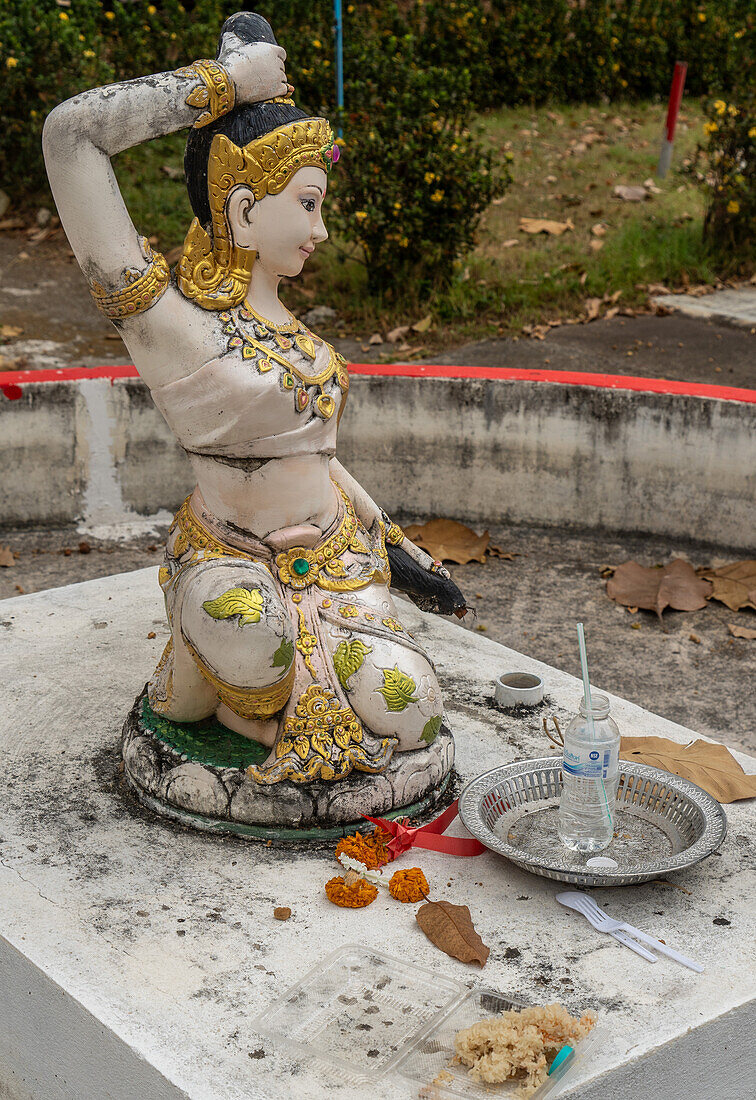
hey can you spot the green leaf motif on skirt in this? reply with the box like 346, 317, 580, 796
202, 586, 264, 626
421, 715, 443, 744
377, 665, 418, 711
333, 638, 373, 689
271, 637, 295, 669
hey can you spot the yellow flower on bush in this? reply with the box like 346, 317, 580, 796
703, 121, 718, 135
727, 105, 738, 117
697, 11, 706, 21
749, 128, 756, 139
355, 211, 368, 221
59, 10, 69, 20
84, 49, 95, 58
714, 100, 727, 115
148, 4, 157, 13
313, 38, 322, 49
399, 237, 409, 248
430, 190, 444, 203
727, 201, 740, 215
6, 56, 19, 68
105, 10, 115, 19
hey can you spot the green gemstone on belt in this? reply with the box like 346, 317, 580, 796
292, 557, 311, 576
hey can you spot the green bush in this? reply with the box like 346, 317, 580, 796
329, 4, 507, 298
0, 0, 109, 192
688, 84, 756, 269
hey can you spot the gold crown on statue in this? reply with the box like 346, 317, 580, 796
178, 118, 338, 311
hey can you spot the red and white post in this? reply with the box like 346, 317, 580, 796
657, 61, 688, 178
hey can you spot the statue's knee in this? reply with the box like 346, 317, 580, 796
179, 559, 294, 691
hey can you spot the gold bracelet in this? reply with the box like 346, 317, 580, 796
385, 522, 405, 547
177, 58, 235, 128
89, 238, 170, 320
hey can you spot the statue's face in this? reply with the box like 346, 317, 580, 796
227, 166, 328, 278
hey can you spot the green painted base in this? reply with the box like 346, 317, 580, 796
140, 696, 268, 769
124, 769, 453, 843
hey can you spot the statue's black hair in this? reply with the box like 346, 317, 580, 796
184, 11, 308, 231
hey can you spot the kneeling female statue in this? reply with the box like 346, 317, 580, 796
43, 11, 466, 834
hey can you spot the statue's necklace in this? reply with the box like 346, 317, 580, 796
218, 303, 348, 421
242, 300, 301, 335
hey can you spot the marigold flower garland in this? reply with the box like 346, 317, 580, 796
325, 873, 378, 908
325, 828, 431, 909
334, 828, 393, 870
388, 867, 429, 903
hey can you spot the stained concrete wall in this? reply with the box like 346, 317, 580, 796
1, 374, 753, 548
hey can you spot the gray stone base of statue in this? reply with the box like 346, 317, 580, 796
121, 690, 455, 839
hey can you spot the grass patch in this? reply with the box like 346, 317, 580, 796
114, 99, 722, 350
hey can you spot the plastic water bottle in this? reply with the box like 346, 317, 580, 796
558, 693, 620, 853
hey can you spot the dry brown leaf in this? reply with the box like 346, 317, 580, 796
0, 545, 15, 568
728, 622, 756, 640
368, 333, 383, 345
589, 239, 605, 252
488, 544, 519, 560
405, 519, 489, 565
412, 314, 432, 333
1, 325, 23, 339
387, 324, 410, 344
698, 561, 756, 612
273, 906, 292, 921
606, 559, 711, 618
620, 736, 756, 803
614, 184, 648, 202
416, 899, 489, 966
519, 217, 573, 236
584, 297, 602, 320
591, 224, 607, 237
502, 238, 520, 247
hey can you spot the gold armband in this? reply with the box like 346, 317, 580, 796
89, 238, 170, 320
176, 58, 235, 128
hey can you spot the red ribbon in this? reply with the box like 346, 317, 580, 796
363, 799, 485, 859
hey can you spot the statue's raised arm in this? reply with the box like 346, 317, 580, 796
42, 13, 290, 388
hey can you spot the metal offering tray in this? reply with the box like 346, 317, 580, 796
459, 757, 727, 886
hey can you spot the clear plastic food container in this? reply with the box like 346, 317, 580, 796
251, 945, 601, 1098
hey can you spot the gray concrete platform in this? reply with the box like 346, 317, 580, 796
1, 569, 754, 1099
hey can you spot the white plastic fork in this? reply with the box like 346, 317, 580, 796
557, 891, 704, 972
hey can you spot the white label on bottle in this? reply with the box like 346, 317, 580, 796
563, 743, 619, 780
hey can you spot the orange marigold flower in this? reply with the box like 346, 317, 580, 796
335, 829, 393, 869
325, 875, 378, 908
389, 867, 430, 903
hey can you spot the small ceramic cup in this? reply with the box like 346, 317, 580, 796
493, 671, 544, 708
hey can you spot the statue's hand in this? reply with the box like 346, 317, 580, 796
400, 536, 452, 581
219, 41, 291, 105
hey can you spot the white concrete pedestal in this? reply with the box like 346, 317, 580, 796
1, 569, 754, 1099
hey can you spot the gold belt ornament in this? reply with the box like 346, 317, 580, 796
275, 486, 387, 593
